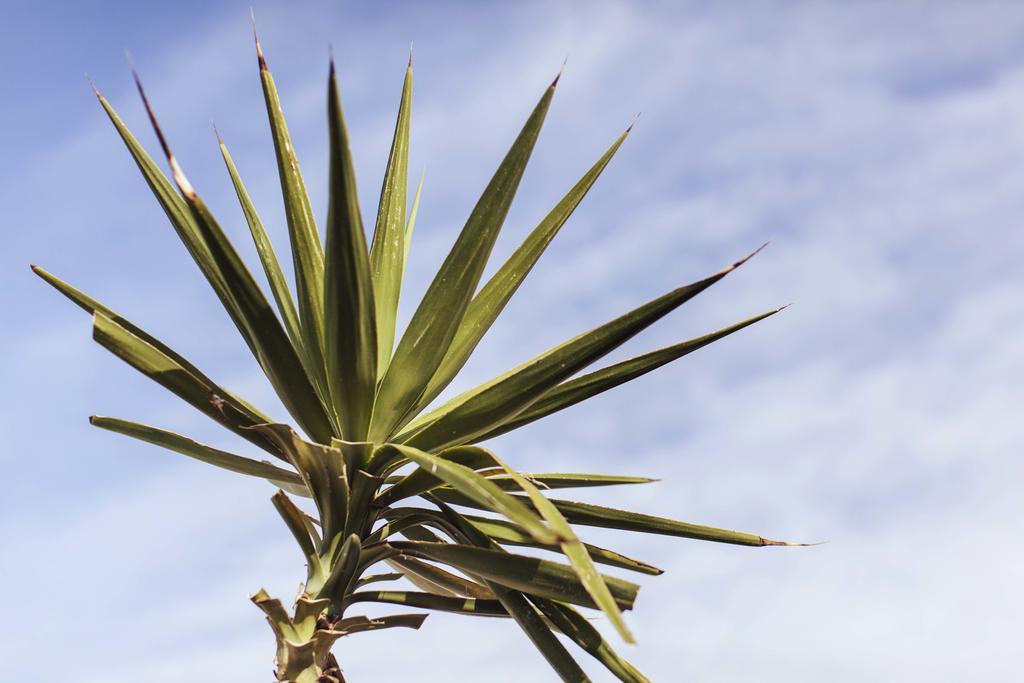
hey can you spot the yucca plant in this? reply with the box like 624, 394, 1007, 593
35, 27, 803, 683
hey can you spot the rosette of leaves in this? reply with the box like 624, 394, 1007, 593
34, 27, 803, 683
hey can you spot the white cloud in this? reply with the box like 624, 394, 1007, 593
4, 1, 1024, 681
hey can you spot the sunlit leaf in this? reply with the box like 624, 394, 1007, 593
414, 125, 633, 413
401, 247, 765, 451
370, 76, 559, 441
489, 450, 634, 642
217, 134, 305, 355
434, 488, 800, 546
254, 33, 329, 396
377, 443, 557, 544
325, 59, 378, 440
369, 58, 413, 373
476, 308, 784, 440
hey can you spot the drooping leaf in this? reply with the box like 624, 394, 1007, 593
369, 75, 559, 441
216, 133, 304, 354
254, 32, 329, 395
430, 500, 591, 683
91, 416, 302, 486
413, 125, 633, 413
388, 541, 639, 611
376, 444, 557, 544
379, 452, 652, 505
476, 307, 784, 441
374, 445, 498, 507
532, 598, 651, 683
324, 58, 378, 440
400, 247, 765, 451
369, 58, 413, 373
489, 450, 634, 642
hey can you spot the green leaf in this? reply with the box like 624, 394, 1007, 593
251, 424, 349, 541
90, 416, 302, 486
476, 308, 784, 440
413, 125, 632, 414
335, 613, 428, 634
482, 472, 656, 492
375, 445, 498, 507
131, 76, 335, 444
271, 489, 321, 569
532, 598, 651, 683
380, 456, 651, 507
384, 558, 456, 597
32, 266, 275, 438
433, 499, 591, 683
401, 247, 765, 451
369, 58, 413, 374
354, 573, 403, 589
318, 533, 362, 603
216, 133, 304, 354
92, 87, 262, 364
488, 451, 634, 643
389, 541, 639, 611
89, 312, 286, 455
404, 171, 424, 268
463, 515, 663, 575
324, 59, 378, 440
378, 444, 557, 544
349, 590, 508, 617
387, 556, 495, 598
180, 186, 334, 443
434, 488, 801, 546
255, 34, 329, 396
369, 75, 559, 441
368, 509, 447, 545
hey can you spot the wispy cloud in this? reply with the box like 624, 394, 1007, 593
3, 1, 1023, 681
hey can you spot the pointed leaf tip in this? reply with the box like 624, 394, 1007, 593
761, 537, 825, 547
718, 241, 769, 276
132, 71, 195, 197
556, 54, 568, 84
251, 10, 267, 71
130, 69, 172, 161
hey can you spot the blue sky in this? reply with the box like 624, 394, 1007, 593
3, 1, 1023, 680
